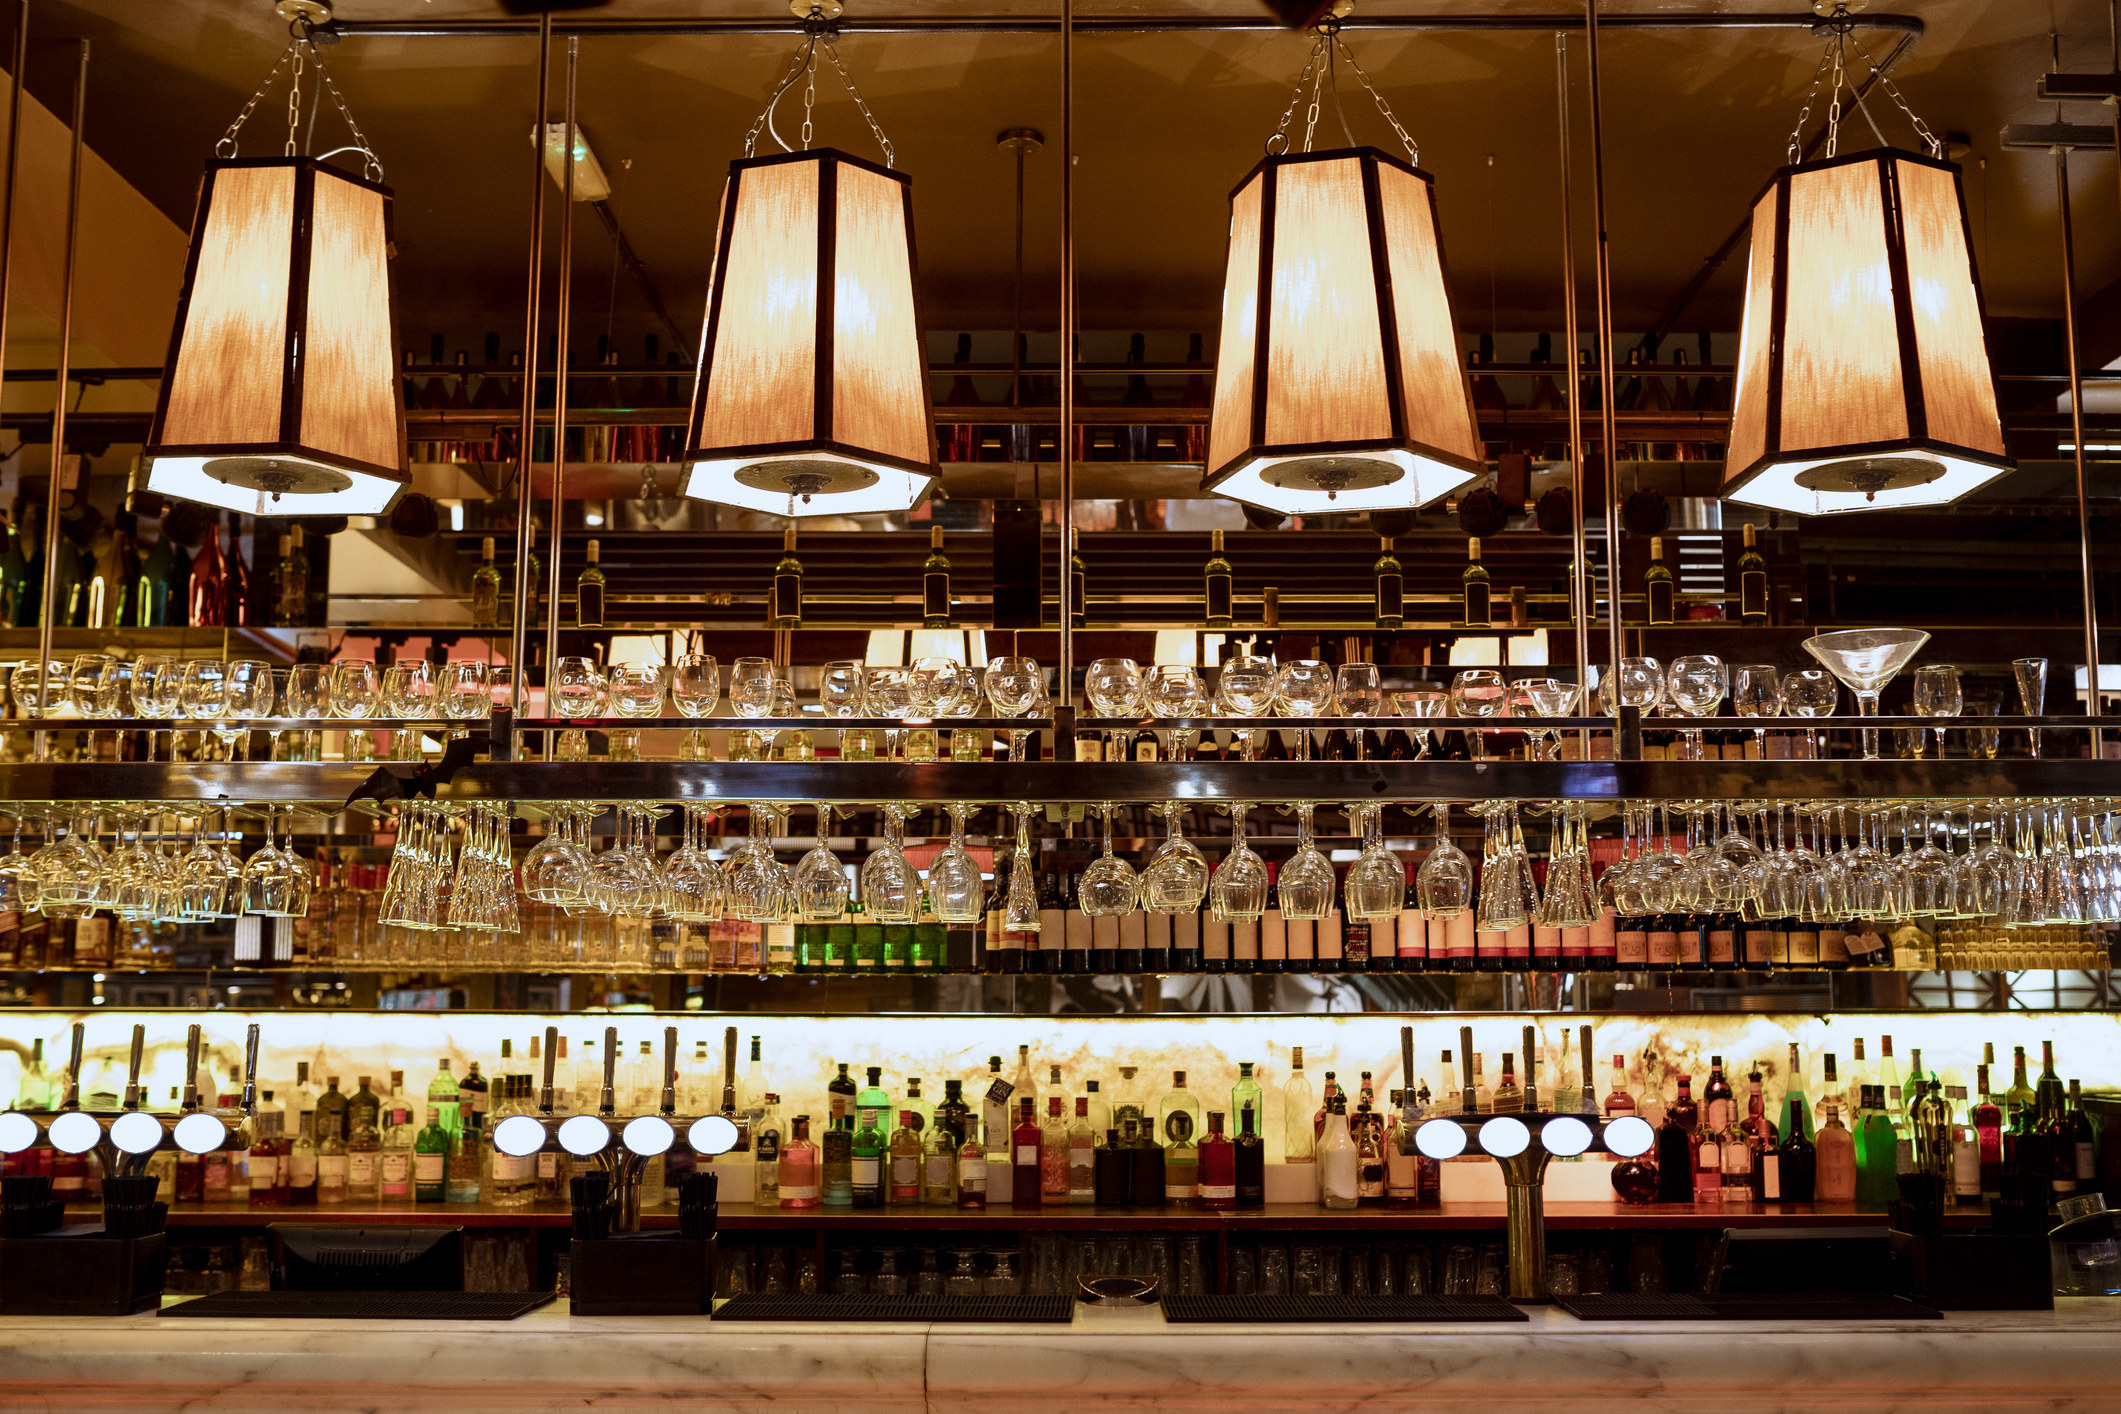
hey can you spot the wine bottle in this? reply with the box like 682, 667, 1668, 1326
1737, 521, 1768, 626
277, 526, 312, 628
1070, 543, 1087, 630
1461, 537, 1491, 626
575, 539, 606, 629
222, 515, 252, 627
1645, 535, 1675, 626
922, 526, 953, 628
1374, 535, 1403, 630
470, 536, 501, 629
771, 526, 802, 629
188, 518, 228, 627
1204, 529, 1233, 628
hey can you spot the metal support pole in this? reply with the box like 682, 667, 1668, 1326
1555, 34, 1590, 730
1583, 0, 1625, 743
2056, 142, 2103, 724
0, 2, 29, 426
1057, 0, 1076, 750
506, 10, 552, 759
543, 37, 579, 712
33, 39, 86, 764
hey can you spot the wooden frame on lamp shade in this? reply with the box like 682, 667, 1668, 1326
143, 157, 409, 517
1202, 147, 1484, 516
681, 147, 938, 518
1722, 147, 2014, 516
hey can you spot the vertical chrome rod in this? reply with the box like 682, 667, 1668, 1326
1057, 0, 1075, 728
1583, 0, 1625, 732
543, 37, 579, 708
508, 10, 553, 747
33, 39, 86, 763
1555, 32, 1590, 728
2056, 142, 2103, 723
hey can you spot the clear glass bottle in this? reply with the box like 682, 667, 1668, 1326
955, 1128, 987, 1210
445, 1127, 482, 1205
1040, 1096, 1070, 1204
889, 1110, 923, 1206
1158, 1070, 1204, 1152
779, 1115, 821, 1210
822, 1117, 854, 1208
1067, 1097, 1096, 1204
316, 1112, 348, 1205
1318, 1092, 1359, 1210
923, 1120, 959, 1208
469, 535, 501, 627
1282, 1048, 1315, 1163
574, 538, 606, 629
345, 1113, 382, 1203
753, 1092, 783, 1209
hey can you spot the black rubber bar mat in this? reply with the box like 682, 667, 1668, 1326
1162, 1295, 1528, 1323
1556, 1292, 1940, 1321
713, 1293, 1075, 1323
160, 1291, 557, 1321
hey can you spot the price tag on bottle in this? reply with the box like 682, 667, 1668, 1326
986, 1079, 1013, 1106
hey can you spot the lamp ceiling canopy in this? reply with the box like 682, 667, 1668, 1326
1720, 148, 2014, 517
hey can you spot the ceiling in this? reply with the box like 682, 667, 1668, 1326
16, 0, 2121, 364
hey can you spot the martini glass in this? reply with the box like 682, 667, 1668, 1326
1803, 627, 1929, 759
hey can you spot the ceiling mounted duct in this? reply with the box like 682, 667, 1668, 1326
143, 18, 406, 517
1202, 22, 1483, 518
1721, 18, 2012, 516
681, 10, 935, 519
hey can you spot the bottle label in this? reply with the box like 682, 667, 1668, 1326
537, 1153, 559, 1179
1704, 1100, 1734, 1131
959, 1158, 987, 1191
923, 571, 950, 622
1740, 569, 1768, 620
494, 1153, 534, 1181
1200, 1182, 1235, 1201
1760, 1153, 1781, 1201
1207, 572, 1233, 623
288, 1154, 317, 1187
1648, 579, 1674, 624
986, 1079, 1014, 1107
1465, 583, 1490, 625
852, 1157, 881, 1187
348, 1152, 378, 1184
576, 581, 604, 629
1744, 926, 1775, 966
1375, 572, 1402, 624
1615, 927, 1648, 965
772, 573, 800, 623
1786, 928, 1820, 966
249, 1155, 279, 1187
2078, 1143, 2098, 1181
781, 1179, 820, 1201
891, 1155, 919, 1188
413, 1153, 445, 1182
1647, 928, 1678, 966
317, 1155, 348, 1183
1165, 1181, 1197, 1200
1818, 928, 1850, 964
1016, 1145, 1038, 1166
1707, 929, 1736, 964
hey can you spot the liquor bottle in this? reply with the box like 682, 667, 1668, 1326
316, 1112, 347, 1205
922, 525, 953, 628
2035, 1040, 2068, 1121
1131, 722, 1161, 763
85, 514, 138, 628
221, 515, 251, 626
379, 1071, 416, 1202
345, 1112, 382, 1203
446, 1125, 482, 1205
1813, 1092, 1857, 1202
1655, 1084, 1695, 1202
1128, 1116, 1165, 1207
936, 1078, 973, 1149
1701, 1055, 1735, 1132
1159, 1071, 1203, 1152
1230, 1062, 1264, 1137
1164, 1115, 1200, 1208
1070, 542, 1087, 630
2005, 1045, 2036, 1133
130, 519, 176, 627
829, 1062, 858, 1126
2065, 1079, 2097, 1191
573, 539, 606, 629
460, 1061, 490, 1130
427, 1059, 461, 1137
1010, 1045, 1040, 1118
1235, 1104, 1266, 1209
754, 1094, 783, 1208
1203, 529, 1233, 628
470, 536, 501, 628
1318, 1092, 1359, 1210
315, 1076, 350, 1145
1461, 537, 1491, 626
885, 1110, 921, 1206
855, 1065, 890, 1133
187, 517, 228, 627
1197, 1111, 1236, 1211
1356, 1105, 1386, 1205
821, 1117, 853, 1208
955, 1126, 987, 1209
349, 1075, 382, 1137
1373, 535, 1403, 630
1645, 535, 1675, 625
248, 1091, 285, 1207
1854, 1085, 1900, 1205
1094, 1127, 1131, 1205
1736, 521, 1768, 625
1777, 1043, 1811, 1143
286, 1106, 318, 1207
1067, 1098, 1095, 1204
851, 1106, 886, 1208
902, 1077, 934, 1138
1877, 1035, 1903, 1121
413, 1109, 450, 1203
1947, 1086, 1982, 1203
771, 525, 802, 629
779, 1114, 821, 1209
1492, 1056, 1522, 1114
1040, 1096, 1070, 1204
1006, 1099, 1040, 1208
1740, 1064, 1778, 1150
1283, 1048, 1315, 1163
1719, 1104, 1755, 1203
1692, 1107, 1724, 1201
1781, 1087, 1817, 1203
1603, 1056, 1634, 1117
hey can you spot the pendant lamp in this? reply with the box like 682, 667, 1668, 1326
1721, 16, 2011, 515
143, 20, 406, 517
144, 157, 408, 517
680, 148, 936, 518
1203, 32, 1482, 515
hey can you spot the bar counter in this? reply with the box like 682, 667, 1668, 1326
0, 1296, 2112, 1413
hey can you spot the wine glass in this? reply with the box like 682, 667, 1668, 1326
727, 805, 794, 924
1730, 663, 1784, 759
1210, 804, 1268, 922
1449, 669, 1507, 761
1141, 802, 1209, 914
241, 807, 312, 918
1004, 803, 1043, 934
1273, 661, 1334, 758
8, 660, 64, 719
1343, 803, 1404, 922
1146, 665, 1206, 762
1085, 658, 1144, 717
1078, 804, 1141, 917
1276, 803, 1335, 921
2013, 658, 2047, 760
926, 803, 985, 925
663, 806, 728, 922
549, 656, 607, 718
793, 802, 850, 924
1803, 627, 1929, 760
1395, 689, 1446, 758
984, 656, 1043, 763
67, 654, 116, 719
730, 656, 777, 718
1911, 665, 1962, 759
441, 662, 490, 722
1781, 668, 1838, 758
1665, 655, 1726, 761
609, 661, 666, 718
672, 652, 721, 732
1416, 805, 1472, 918
859, 804, 919, 924
1214, 654, 1276, 761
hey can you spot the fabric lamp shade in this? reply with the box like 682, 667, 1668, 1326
144, 157, 408, 517
681, 148, 937, 518
1203, 147, 1484, 516
1722, 147, 2013, 516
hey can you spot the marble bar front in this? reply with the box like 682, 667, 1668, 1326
0, 1298, 2113, 1414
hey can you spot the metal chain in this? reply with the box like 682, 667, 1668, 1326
285, 43, 305, 156
217, 41, 299, 157
741, 25, 897, 168
1783, 41, 1837, 165
822, 41, 895, 168
215, 28, 383, 180
1265, 35, 1326, 156
1825, 35, 1846, 158
744, 40, 816, 158
1850, 32, 1943, 157
1330, 35, 1418, 165
1301, 48, 1326, 152
802, 47, 817, 150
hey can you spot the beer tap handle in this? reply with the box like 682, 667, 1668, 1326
123, 1025, 145, 1111
1522, 1024, 1538, 1114
720, 1026, 738, 1116
1579, 1024, 1597, 1115
241, 1023, 260, 1119
1459, 1024, 1475, 1115
598, 1025, 619, 1117
180, 1025, 202, 1113
660, 1027, 678, 1117
60, 1022, 84, 1110
1399, 1025, 1417, 1122
539, 1025, 559, 1115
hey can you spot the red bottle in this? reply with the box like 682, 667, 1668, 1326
1197, 1110, 1235, 1210
1010, 1097, 1042, 1209
187, 521, 227, 627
